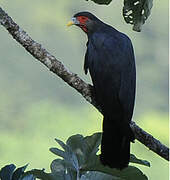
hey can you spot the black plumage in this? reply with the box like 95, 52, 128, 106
72, 12, 136, 169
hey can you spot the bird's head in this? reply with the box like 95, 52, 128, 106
67, 12, 102, 34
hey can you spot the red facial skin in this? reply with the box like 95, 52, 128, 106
77, 16, 89, 33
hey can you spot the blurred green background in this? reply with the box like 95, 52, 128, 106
0, 0, 169, 179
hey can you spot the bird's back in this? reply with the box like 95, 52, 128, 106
85, 26, 136, 122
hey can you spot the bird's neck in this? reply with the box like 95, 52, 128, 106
86, 21, 105, 37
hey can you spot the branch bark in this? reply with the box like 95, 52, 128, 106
0, 7, 169, 161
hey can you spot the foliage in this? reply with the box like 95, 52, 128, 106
85, 0, 153, 31
0, 133, 149, 180
85, 0, 112, 5
0, 164, 35, 180
123, 0, 153, 31
0, 133, 150, 180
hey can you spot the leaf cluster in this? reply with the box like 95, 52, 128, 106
0, 164, 34, 180
85, 0, 153, 31
0, 133, 150, 180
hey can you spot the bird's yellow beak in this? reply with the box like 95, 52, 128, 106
67, 21, 74, 27
67, 17, 79, 27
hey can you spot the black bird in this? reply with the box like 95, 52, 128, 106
67, 12, 136, 170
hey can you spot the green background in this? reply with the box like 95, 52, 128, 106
0, 0, 169, 179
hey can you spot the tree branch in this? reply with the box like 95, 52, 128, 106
0, 7, 169, 161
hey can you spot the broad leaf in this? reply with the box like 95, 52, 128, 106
54, 138, 69, 152
123, 0, 153, 31
0, 164, 33, 180
20, 175, 35, 180
85, 0, 112, 5
130, 154, 150, 167
81, 171, 120, 180
50, 159, 77, 180
66, 134, 86, 165
81, 155, 148, 180
0, 164, 16, 180
12, 164, 28, 180
50, 148, 66, 159
51, 138, 79, 171
24, 169, 52, 180
85, 0, 153, 31
66, 133, 102, 165
50, 133, 149, 179
83, 132, 102, 157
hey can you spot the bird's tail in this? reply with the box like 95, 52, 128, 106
100, 116, 135, 170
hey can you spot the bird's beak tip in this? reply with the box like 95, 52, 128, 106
67, 21, 74, 27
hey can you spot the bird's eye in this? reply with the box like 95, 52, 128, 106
77, 16, 88, 25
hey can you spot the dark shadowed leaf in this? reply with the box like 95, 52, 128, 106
50, 159, 77, 180
51, 138, 79, 171
86, 0, 153, 31
130, 154, 150, 167
66, 134, 86, 165
20, 174, 35, 180
50, 148, 66, 159
81, 155, 148, 180
83, 132, 102, 157
0, 164, 16, 180
85, 0, 112, 5
80, 171, 120, 180
123, 0, 153, 31
12, 164, 28, 180
66, 133, 102, 165
24, 169, 52, 180
54, 138, 69, 152
49, 133, 149, 179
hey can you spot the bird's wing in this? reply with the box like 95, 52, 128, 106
84, 48, 89, 75
118, 43, 136, 122
102, 34, 136, 122
87, 32, 136, 122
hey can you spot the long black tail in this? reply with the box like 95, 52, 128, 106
100, 116, 135, 170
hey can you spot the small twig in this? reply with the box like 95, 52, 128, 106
0, 7, 169, 161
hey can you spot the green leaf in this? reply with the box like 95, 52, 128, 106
24, 169, 52, 180
83, 132, 102, 157
123, 0, 153, 31
50, 133, 149, 179
81, 155, 148, 180
51, 138, 79, 171
66, 133, 102, 165
130, 154, 150, 167
54, 138, 69, 152
81, 171, 119, 180
50, 133, 102, 179
0, 164, 16, 180
20, 175, 35, 180
85, 0, 112, 5
50, 148, 66, 159
50, 159, 77, 180
66, 134, 86, 165
0, 164, 33, 180
12, 164, 28, 180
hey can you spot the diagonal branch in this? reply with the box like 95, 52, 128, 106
0, 7, 169, 161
